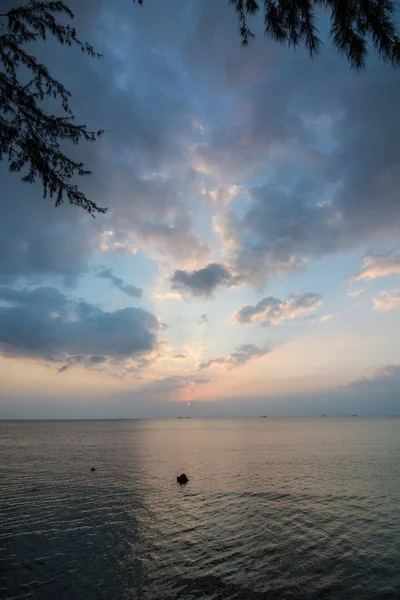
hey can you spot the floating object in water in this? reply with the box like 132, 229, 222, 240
91, 467, 96, 472
177, 473, 188, 484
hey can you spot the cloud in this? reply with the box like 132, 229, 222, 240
58, 354, 108, 373
319, 314, 332, 323
373, 289, 400, 311
170, 263, 239, 297
97, 231, 138, 255
198, 313, 208, 324
0, 167, 93, 285
173, 353, 187, 359
148, 373, 210, 394
164, 374, 210, 386
347, 364, 400, 398
152, 290, 182, 302
0, 0, 211, 287
97, 269, 142, 298
3, 0, 400, 295
234, 292, 322, 325
348, 288, 367, 298
199, 343, 271, 370
0, 286, 162, 370
198, 357, 226, 370
226, 166, 400, 287
188, 18, 400, 289
351, 250, 400, 282
2, 0, 400, 420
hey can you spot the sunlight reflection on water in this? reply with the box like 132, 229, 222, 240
1, 418, 400, 599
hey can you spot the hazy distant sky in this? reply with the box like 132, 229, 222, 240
1, 0, 399, 418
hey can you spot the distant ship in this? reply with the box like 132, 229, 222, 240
260, 415, 268, 418
321, 414, 327, 417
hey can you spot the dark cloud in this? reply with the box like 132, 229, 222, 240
3, 0, 400, 294
347, 364, 400, 400
187, 4, 400, 288
0, 167, 93, 284
199, 344, 271, 370
90, 355, 107, 364
0, 0, 207, 289
232, 189, 337, 285
170, 263, 239, 297
173, 353, 187, 359
0, 286, 161, 368
198, 314, 208, 324
234, 292, 322, 325
198, 357, 226, 370
65, 1, 208, 264
164, 374, 210, 386
147, 374, 210, 394
97, 269, 142, 298
58, 354, 107, 373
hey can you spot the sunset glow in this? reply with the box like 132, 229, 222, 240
1, 0, 399, 418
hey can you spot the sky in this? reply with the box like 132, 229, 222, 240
1, 0, 399, 418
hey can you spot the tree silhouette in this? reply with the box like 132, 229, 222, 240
136, 0, 400, 70
0, 1, 106, 215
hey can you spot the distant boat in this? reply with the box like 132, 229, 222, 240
260, 415, 268, 418
352, 414, 357, 417
321, 414, 327, 417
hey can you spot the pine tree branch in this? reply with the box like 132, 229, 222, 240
136, 0, 400, 70
0, 0, 105, 215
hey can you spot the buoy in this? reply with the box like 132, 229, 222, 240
177, 473, 188, 484
91, 467, 96, 472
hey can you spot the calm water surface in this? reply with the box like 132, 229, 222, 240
1, 418, 400, 599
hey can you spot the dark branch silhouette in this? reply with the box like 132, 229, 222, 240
0, 1, 106, 215
135, 0, 400, 70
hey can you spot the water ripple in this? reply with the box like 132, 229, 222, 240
1, 418, 400, 599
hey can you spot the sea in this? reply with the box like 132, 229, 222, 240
1, 418, 399, 600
